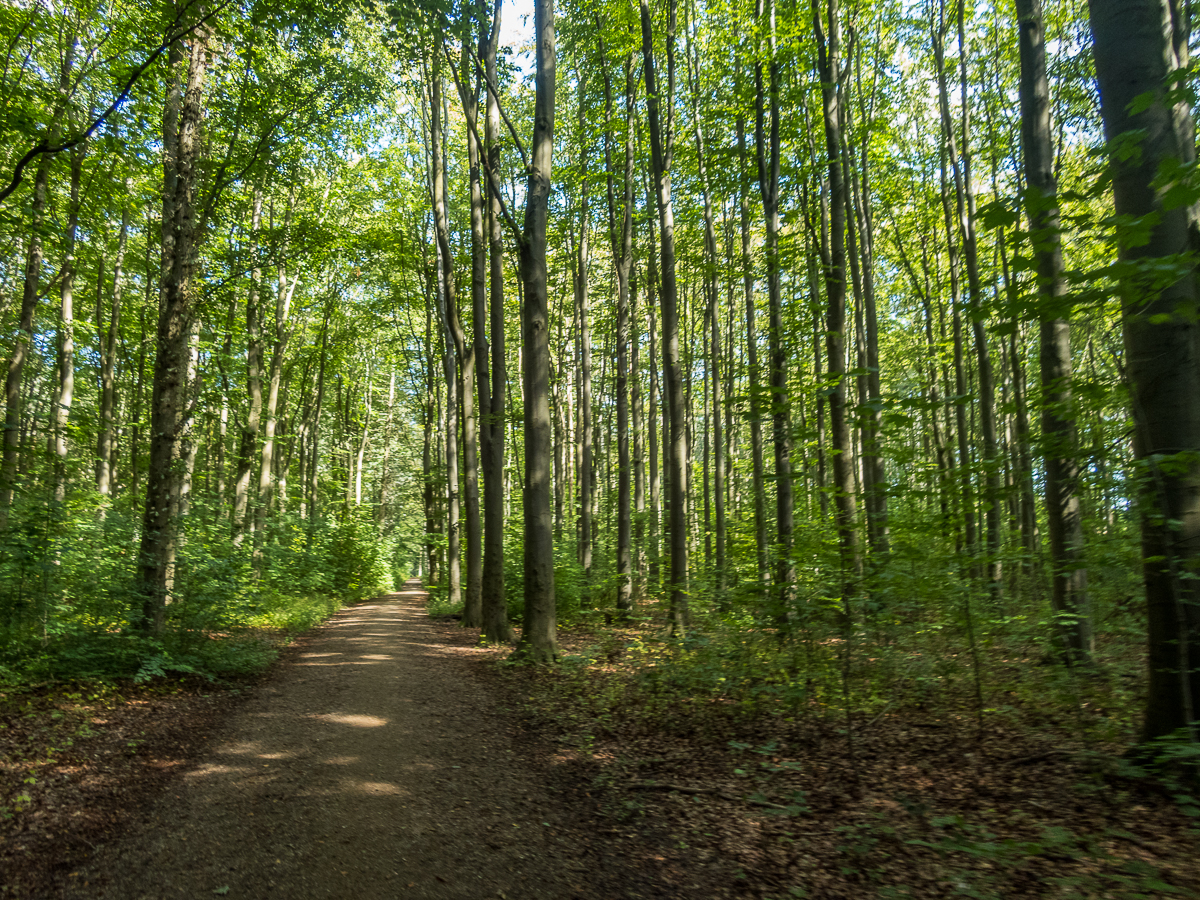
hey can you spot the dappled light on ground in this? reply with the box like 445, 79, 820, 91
58, 583, 642, 900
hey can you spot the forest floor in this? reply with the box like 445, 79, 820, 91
1, 581, 1199, 899
1, 581, 708, 900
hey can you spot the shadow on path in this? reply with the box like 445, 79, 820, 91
62, 580, 637, 900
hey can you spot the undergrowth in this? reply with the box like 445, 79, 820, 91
493, 581, 1200, 900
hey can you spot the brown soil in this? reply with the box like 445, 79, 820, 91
8, 582, 696, 900
6, 581, 1198, 900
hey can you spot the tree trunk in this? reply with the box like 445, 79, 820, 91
1089, 0, 1200, 742
934, 9, 1001, 597
604, 48, 636, 618
1018, 0, 1091, 660
814, 0, 862, 606
98, 195, 129, 503
738, 94, 769, 588
256, 193, 299, 552
758, 0, 794, 618
516, 0, 559, 663
575, 100, 594, 597
641, 0, 688, 634
233, 190, 263, 540
686, 32, 725, 587
456, 31, 485, 629
138, 24, 208, 635
52, 140, 84, 507
480, 0, 512, 643
430, 56, 463, 611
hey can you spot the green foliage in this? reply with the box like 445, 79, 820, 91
0, 500, 391, 685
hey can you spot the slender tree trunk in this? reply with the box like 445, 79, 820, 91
256, 194, 298, 553
604, 48, 636, 618
575, 91, 594, 597
934, 10, 1001, 597
309, 299, 330, 525
233, 191, 263, 540
642, 0, 688, 634
814, 0, 862, 606
1018, 0, 1091, 660
480, 0, 512, 643
430, 56, 464, 611
738, 99, 769, 588
456, 33, 485, 629
516, 0, 559, 663
632, 259, 646, 600
686, 32, 725, 586
52, 141, 84, 506
98, 197, 129, 503
757, 0, 794, 618
646, 207, 662, 591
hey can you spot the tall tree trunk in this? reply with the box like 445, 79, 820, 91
98, 195, 130, 503
309, 299, 330, 526
604, 48, 636, 618
642, 0, 688, 634
1018, 0, 1091, 660
1089, 0, 1200, 742
516, 0, 559, 662
430, 55, 463, 611
686, 30, 725, 586
422, 272, 439, 582
480, 0, 512, 643
138, 23, 208, 635
738, 95, 769, 588
256, 193, 299, 551
645, 206, 662, 591
633, 258, 647, 600
52, 140, 84, 506
233, 190, 263, 540
934, 9, 1001, 597
846, 84, 888, 559
757, 0, 794, 618
814, 0, 862, 606
575, 92, 594, 598
456, 31, 485, 629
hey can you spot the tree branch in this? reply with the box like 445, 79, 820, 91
0, 0, 234, 206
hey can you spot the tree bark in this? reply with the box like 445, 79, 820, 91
457, 30, 485, 629
642, 0, 688, 634
430, 56, 463, 611
738, 100, 769, 587
1089, 0, 1200, 742
98, 194, 129, 503
138, 22, 208, 635
814, 0, 862, 606
480, 0, 512, 643
604, 47, 636, 618
52, 140, 84, 507
1018, 0, 1091, 660
516, 0, 559, 663
233, 190, 263, 540
757, 0, 794, 618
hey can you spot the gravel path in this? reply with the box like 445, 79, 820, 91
62, 581, 643, 900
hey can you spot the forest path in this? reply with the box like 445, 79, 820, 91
62, 581, 642, 900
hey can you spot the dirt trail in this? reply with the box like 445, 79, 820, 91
61, 581, 653, 900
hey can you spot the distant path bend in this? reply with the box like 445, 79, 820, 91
64, 580, 628, 900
